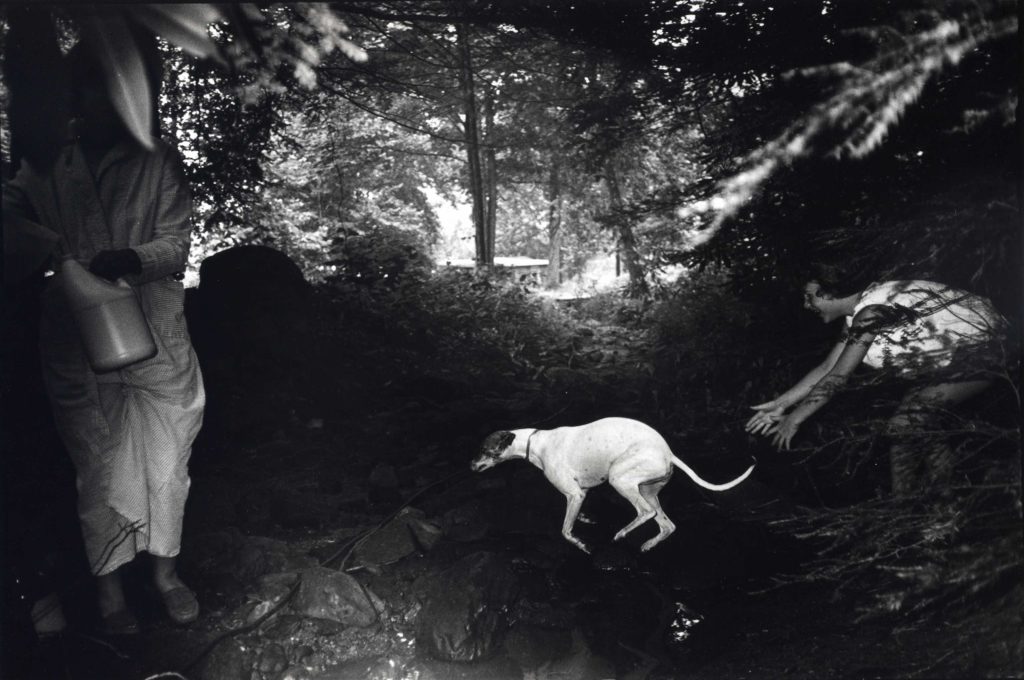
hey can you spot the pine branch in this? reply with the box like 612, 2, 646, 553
679, 7, 1018, 245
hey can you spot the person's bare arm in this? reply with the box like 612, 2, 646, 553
746, 339, 847, 434
769, 306, 885, 450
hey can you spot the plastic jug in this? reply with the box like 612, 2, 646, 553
60, 256, 157, 372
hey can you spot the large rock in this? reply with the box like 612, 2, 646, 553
414, 551, 520, 662
440, 501, 491, 542
185, 245, 314, 442
352, 507, 442, 569
292, 566, 384, 627
188, 245, 311, 368
189, 529, 291, 575
198, 638, 253, 680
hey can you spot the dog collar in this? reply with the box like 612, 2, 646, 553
524, 429, 538, 462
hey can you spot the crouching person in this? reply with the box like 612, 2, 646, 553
746, 267, 1009, 496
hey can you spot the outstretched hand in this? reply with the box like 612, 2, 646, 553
746, 400, 784, 435
768, 415, 801, 451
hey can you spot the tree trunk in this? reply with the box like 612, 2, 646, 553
605, 161, 647, 297
456, 23, 490, 267
545, 161, 563, 287
482, 84, 498, 264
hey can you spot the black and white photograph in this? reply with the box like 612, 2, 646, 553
1, 2, 1020, 679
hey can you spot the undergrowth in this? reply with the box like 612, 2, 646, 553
642, 267, 1023, 675
320, 228, 576, 378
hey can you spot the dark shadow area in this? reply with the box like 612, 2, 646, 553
3, 246, 1019, 679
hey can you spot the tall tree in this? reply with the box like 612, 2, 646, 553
602, 159, 647, 296
320, 3, 658, 274
455, 21, 491, 264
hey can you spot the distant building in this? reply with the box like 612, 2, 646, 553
444, 256, 549, 285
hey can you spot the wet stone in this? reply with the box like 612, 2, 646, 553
257, 571, 301, 601
440, 500, 491, 542
407, 655, 524, 680
305, 616, 348, 637
292, 566, 384, 627
530, 627, 616, 680
225, 534, 309, 583
502, 623, 572, 672
198, 637, 253, 680
352, 507, 442, 569
263, 613, 308, 640
292, 644, 316, 664
244, 598, 283, 627
277, 667, 315, 680
307, 626, 392, 667
514, 599, 575, 629
414, 551, 521, 662
257, 643, 289, 676
312, 655, 409, 680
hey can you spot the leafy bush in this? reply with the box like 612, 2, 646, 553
571, 287, 649, 327
321, 234, 575, 381
644, 265, 1021, 660
326, 225, 432, 289
645, 269, 763, 432
413, 268, 574, 371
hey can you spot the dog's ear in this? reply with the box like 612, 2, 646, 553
482, 430, 515, 452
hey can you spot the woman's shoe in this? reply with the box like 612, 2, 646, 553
160, 586, 199, 624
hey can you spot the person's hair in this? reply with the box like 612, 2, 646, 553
806, 260, 874, 298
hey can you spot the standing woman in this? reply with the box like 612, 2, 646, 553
746, 271, 1008, 495
3, 41, 205, 633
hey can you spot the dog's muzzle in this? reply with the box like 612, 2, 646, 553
470, 455, 497, 472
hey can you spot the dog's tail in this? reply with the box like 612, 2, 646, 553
669, 456, 754, 491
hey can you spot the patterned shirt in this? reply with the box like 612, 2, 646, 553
845, 280, 1007, 374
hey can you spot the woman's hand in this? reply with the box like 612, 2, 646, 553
769, 414, 802, 451
89, 249, 141, 281
746, 400, 785, 435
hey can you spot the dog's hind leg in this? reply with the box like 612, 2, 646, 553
611, 479, 658, 543
560, 491, 591, 553
638, 480, 675, 552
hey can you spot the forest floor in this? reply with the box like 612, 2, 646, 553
9, 301, 1022, 680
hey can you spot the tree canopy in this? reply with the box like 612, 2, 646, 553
3, 1, 1015, 296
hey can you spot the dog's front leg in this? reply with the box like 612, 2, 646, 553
560, 491, 590, 553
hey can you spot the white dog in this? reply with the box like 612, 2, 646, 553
470, 417, 754, 553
